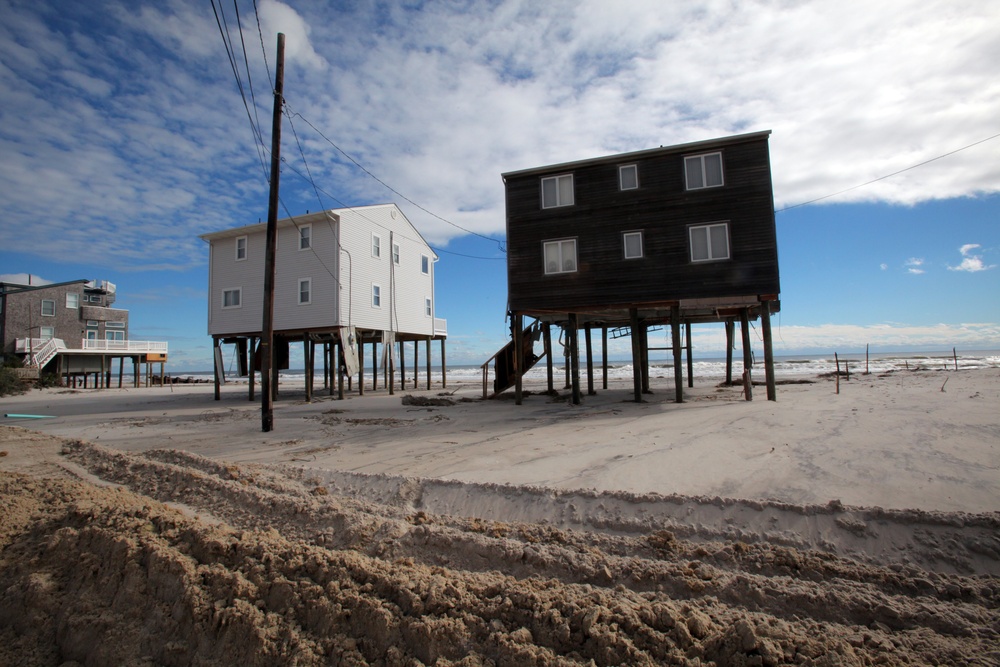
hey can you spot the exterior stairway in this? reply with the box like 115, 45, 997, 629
30, 338, 65, 369
482, 320, 545, 397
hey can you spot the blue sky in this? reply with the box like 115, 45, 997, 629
1, 0, 998, 371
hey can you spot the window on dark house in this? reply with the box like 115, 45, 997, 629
41, 299, 55, 316
689, 222, 730, 262
684, 152, 724, 190
619, 164, 638, 190
541, 174, 574, 208
623, 231, 643, 259
543, 239, 578, 274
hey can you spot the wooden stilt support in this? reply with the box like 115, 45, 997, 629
213, 337, 221, 400
740, 307, 753, 401
544, 323, 554, 393
601, 325, 608, 390
585, 326, 595, 395
761, 300, 776, 401
425, 339, 431, 390
640, 324, 650, 394
672, 305, 683, 403
358, 338, 365, 396
569, 313, 581, 405
249, 337, 257, 401
440, 338, 447, 388
685, 322, 693, 388
513, 313, 523, 405
725, 319, 734, 385
630, 308, 642, 403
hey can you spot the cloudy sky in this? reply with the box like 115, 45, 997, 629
1, 0, 998, 369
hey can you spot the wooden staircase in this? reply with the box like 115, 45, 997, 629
481, 320, 545, 398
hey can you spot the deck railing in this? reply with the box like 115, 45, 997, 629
434, 318, 447, 336
80, 340, 168, 353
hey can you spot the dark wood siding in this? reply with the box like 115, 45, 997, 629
505, 135, 779, 314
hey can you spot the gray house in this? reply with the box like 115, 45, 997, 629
200, 204, 448, 397
0, 278, 167, 386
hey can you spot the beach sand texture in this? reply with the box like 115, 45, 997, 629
1, 367, 998, 665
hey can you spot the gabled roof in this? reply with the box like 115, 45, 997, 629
501, 130, 772, 180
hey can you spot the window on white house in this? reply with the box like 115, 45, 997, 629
66, 293, 80, 309
425, 297, 432, 317
299, 225, 312, 250
543, 239, 578, 274
689, 222, 730, 262
684, 152, 724, 190
392, 243, 400, 265
372, 284, 381, 307
39, 326, 54, 340
222, 288, 242, 308
41, 299, 55, 316
298, 278, 311, 305
541, 174, 574, 208
623, 231, 643, 259
619, 164, 638, 190
236, 236, 247, 261
372, 234, 382, 258
421, 254, 429, 274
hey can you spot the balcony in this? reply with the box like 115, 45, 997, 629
434, 318, 447, 337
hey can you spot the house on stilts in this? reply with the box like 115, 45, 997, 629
1, 278, 168, 387
488, 130, 780, 404
200, 204, 447, 400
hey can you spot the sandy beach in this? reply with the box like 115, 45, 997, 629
2, 367, 999, 665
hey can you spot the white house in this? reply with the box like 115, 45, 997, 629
200, 204, 447, 396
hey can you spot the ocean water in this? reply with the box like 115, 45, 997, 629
179, 350, 1000, 384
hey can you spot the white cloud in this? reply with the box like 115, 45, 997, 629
879, 263, 888, 271
0, 0, 998, 268
949, 244, 995, 272
0, 273, 53, 286
904, 258, 925, 274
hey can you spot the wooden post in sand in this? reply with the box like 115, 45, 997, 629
740, 308, 753, 401
835, 353, 840, 394
685, 322, 693, 388
513, 313, 523, 405
585, 326, 595, 395
568, 313, 581, 405
630, 308, 642, 403
953, 347, 958, 371
761, 300, 776, 401
725, 318, 734, 385
601, 325, 608, 390
544, 323, 554, 393
671, 305, 683, 403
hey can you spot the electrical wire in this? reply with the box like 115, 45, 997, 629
777, 131, 1000, 212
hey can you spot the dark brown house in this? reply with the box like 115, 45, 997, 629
499, 130, 780, 403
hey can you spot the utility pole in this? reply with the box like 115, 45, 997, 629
261, 33, 285, 432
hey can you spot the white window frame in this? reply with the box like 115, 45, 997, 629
372, 284, 381, 308
392, 242, 400, 265
236, 235, 248, 261
543, 238, 578, 275
421, 254, 430, 275
39, 326, 55, 340
425, 297, 432, 317
541, 174, 574, 209
298, 224, 312, 251
623, 231, 644, 259
66, 293, 80, 309
684, 152, 724, 190
41, 299, 55, 317
619, 164, 638, 191
105, 330, 125, 342
372, 233, 382, 259
298, 278, 312, 305
689, 222, 731, 262
106, 321, 126, 329
222, 288, 242, 309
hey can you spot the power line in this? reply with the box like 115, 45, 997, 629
778, 131, 1000, 212
252, 0, 273, 89
285, 106, 506, 251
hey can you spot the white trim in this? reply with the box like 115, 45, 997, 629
619, 164, 638, 190
623, 231, 643, 259
236, 235, 248, 261
372, 233, 382, 259
298, 224, 312, 250
541, 174, 574, 208
689, 222, 730, 262
372, 283, 382, 308
40, 299, 55, 317
222, 287, 242, 309
684, 152, 724, 190
39, 326, 55, 340
105, 321, 126, 328
425, 296, 432, 317
297, 277, 312, 305
392, 242, 400, 265
65, 292, 80, 309
543, 238, 578, 275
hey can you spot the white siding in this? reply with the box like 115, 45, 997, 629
203, 205, 435, 338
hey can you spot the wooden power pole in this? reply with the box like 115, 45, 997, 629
261, 33, 285, 432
